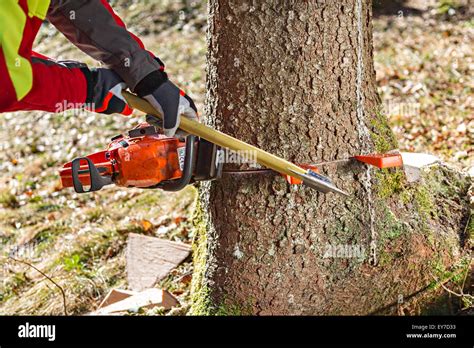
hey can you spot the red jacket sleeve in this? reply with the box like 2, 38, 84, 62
0, 0, 87, 113
1, 56, 88, 113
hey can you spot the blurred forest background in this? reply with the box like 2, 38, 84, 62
0, 0, 472, 314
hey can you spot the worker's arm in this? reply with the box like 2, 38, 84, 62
47, 0, 198, 135
47, 0, 160, 91
0, 0, 132, 114
2, 54, 132, 116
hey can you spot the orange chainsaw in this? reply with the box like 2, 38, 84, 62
59, 122, 223, 193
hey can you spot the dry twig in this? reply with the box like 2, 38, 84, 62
7, 256, 68, 315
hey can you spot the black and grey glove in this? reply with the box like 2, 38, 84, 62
134, 70, 198, 137
81, 67, 133, 116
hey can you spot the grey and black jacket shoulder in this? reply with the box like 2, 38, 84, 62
46, 0, 163, 91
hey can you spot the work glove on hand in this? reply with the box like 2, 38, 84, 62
134, 70, 198, 137
81, 67, 133, 116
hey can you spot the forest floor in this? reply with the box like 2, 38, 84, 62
0, 0, 472, 315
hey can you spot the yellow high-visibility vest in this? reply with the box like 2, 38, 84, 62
0, 0, 51, 101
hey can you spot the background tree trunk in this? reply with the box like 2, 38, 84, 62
190, 0, 471, 315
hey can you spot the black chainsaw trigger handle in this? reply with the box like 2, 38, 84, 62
71, 157, 112, 193
160, 134, 196, 192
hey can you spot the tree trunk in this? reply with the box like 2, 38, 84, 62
190, 0, 471, 315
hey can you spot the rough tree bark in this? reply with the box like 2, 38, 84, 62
190, 0, 471, 315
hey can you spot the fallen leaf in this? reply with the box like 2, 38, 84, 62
140, 219, 153, 232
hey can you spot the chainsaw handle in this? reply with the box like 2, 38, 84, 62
71, 157, 112, 193
159, 134, 196, 192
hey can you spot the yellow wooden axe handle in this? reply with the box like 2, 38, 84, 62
122, 91, 348, 196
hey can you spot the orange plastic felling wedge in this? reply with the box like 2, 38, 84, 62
353, 154, 403, 169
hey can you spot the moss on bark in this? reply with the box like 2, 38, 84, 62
371, 163, 471, 313
189, 189, 254, 315
369, 109, 399, 153
189, 193, 213, 315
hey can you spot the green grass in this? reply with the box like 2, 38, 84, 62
62, 254, 86, 272
437, 0, 462, 14
0, 192, 19, 209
